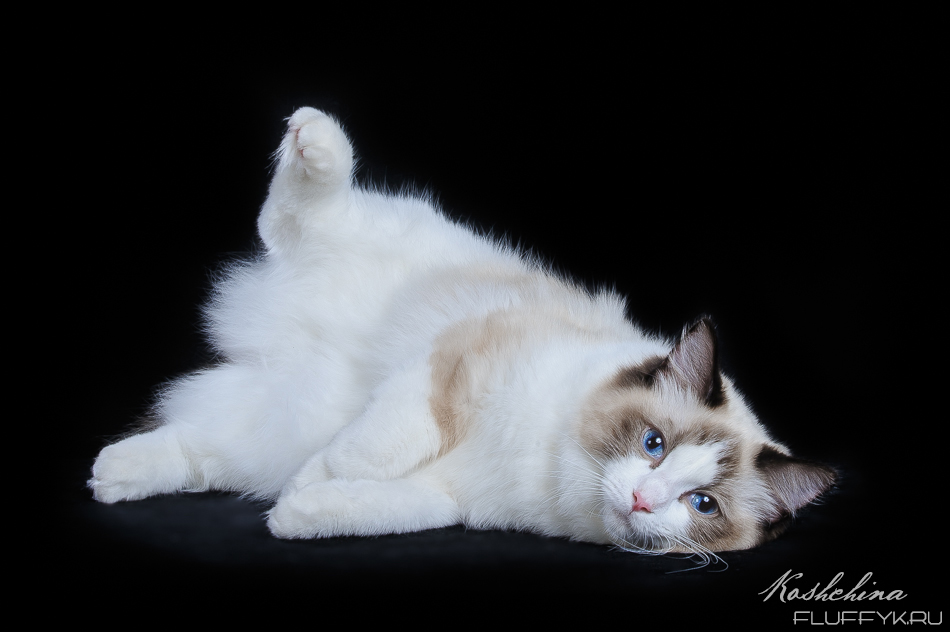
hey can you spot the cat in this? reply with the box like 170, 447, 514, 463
88, 107, 836, 555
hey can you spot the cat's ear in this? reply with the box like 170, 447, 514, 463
757, 446, 837, 524
658, 317, 725, 407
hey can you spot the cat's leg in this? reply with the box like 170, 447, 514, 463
280, 355, 442, 488
89, 362, 347, 503
266, 356, 455, 538
266, 475, 459, 539
257, 107, 354, 256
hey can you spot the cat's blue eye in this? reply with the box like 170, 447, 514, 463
642, 429, 665, 458
689, 492, 719, 515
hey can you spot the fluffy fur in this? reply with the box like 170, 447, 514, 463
89, 108, 836, 554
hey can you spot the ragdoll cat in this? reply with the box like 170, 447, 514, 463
89, 107, 836, 554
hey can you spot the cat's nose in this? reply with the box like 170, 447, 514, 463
630, 491, 653, 513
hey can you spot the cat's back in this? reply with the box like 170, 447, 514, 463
373, 253, 640, 367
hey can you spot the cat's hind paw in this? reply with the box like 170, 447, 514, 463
277, 107, 353, 188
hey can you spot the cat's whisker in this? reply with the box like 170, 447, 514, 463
660, 534, 729, 573
609, 533, 667, 556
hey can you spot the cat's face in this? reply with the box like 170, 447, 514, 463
579, 319, 836, 554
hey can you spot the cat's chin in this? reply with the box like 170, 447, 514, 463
602, 507, 669, 554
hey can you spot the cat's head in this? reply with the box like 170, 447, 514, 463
579, 317, 836, 554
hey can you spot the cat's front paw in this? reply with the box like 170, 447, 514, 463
87, 431, 191, 503
266, 478, 459, 540
266, 486, 327, 539
266, 480, 380, 539
279, 108, 353, 187
88, 443, 154, 503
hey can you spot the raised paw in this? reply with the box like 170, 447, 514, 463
278, 107, 353, 187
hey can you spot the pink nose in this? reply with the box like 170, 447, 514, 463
631, 491, 652, 513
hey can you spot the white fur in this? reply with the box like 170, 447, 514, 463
89, 108, 779, 552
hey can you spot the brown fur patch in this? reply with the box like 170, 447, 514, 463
426, 265, 612, 457
611, 355, 666, 389
428, 311, 535, 456
428, 319, 479, 456
578, 386, 653, 461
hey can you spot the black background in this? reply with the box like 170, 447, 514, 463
40, 10, 938, 625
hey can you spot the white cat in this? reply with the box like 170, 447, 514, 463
89, 107, 835, 554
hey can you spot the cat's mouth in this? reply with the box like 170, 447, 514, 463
604, 502, 690, 554
605, 506, 659, 551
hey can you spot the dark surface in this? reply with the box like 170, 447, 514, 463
44, 15, 938, 624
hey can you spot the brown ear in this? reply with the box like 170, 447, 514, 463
757, 446, 837, 524
657, 317, 725, 407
